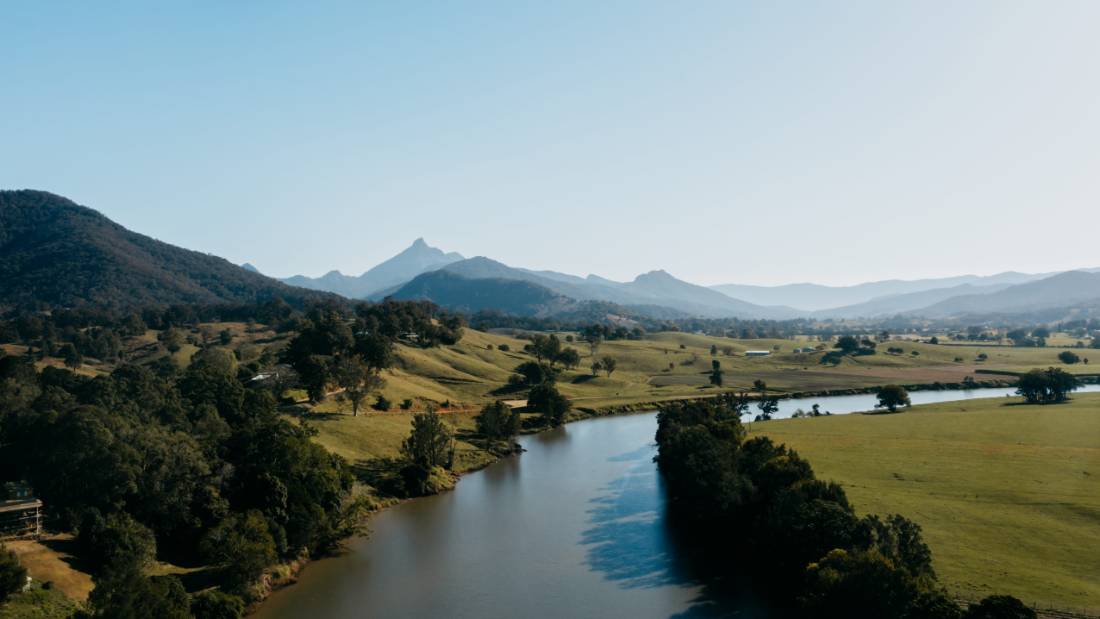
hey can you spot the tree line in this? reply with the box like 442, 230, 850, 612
653, 395, 1036, 618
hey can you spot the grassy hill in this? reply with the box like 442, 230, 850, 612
756, 394, 1100, 610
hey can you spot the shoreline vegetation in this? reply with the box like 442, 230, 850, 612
2, 300, 1098, 618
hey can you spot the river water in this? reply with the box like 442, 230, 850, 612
254, 385, 1099, 619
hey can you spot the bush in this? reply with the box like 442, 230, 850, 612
0, 544, 27, 604
400, 398, 414, 411
373, 395, 391, 411
191, 589, 245, 619
875, 385, 911, 412
200, 511, 278, 597
1058, 351, 1080, 364
475, 401, 520, 440
963, 595, 1036, 619
497, 344, 510, 352
77, 511, 157, 576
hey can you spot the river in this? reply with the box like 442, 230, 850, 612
254, 385, 1099, 619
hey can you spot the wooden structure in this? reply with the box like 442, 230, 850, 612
0, 482, 42, 539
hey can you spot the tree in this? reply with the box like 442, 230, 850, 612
963, 595, 1036, 619
755, 397, 779, 421
0, 544, 26, 604
875, 385, 911, 412
191, 589, 245, 619
401, 409, 454, 470
78, 512, 157, 577
528, 334, 562, 364
710, 344, 718, 356
600, 356, 617, 377
218, 329, 233, 346
60, 343, 83, 369
514, 361, 554, 386
475, 401, 520, 440
528, 382, 571, 426
556, 347, 581, 370
333, 356, 382, 416
87, 572, 192, 619
1016, 367, 1080, 404
709, 360, 723, 386
587, 335, 602, 356
1058, 351, 1080, 365
201, 511, 278, 596
590, 360, 603, 376
753, 379, 767, 394
835, 336, 860, 354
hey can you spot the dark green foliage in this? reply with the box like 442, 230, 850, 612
201, 511, 278, 596
654, 396, 975, 617
77, 512, 157, 576
600, 355, 617, 377
835, 335, 861, 353
1058, 350, 1080, 364
875, 385, 912, 412
555, 347, 581, 370
514, 361, 555, 386
475, 401, 520, 439
373, 395, 392, 411
401, 409, 454, 470
0, 355, 355, 597
0, 190, 329, 312
0, 544, 27, 604
963, 595, 1036, 619
1016, 367, 1080, 404
190, 589, 245, 619
85, 573, 191, 619
528, 382, 571, 426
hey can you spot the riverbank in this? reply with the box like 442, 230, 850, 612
757, 392, 1100, 610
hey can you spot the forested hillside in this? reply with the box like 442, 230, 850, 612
0, 191, 328, 313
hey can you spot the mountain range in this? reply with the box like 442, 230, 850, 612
4, 189, 1099, 322
281, 239, 1100, 321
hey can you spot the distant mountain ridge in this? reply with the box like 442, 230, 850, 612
282, 238, 463, 298
0, 190, 328, 313
382, 257, 800, 319
711, 272, 1050, 312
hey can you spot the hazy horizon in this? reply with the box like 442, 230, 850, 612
4, 2, 1100, 286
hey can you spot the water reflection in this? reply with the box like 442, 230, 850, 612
582, 444, 690, 589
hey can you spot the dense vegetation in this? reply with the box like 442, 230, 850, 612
0, 297, 470, 617
0, 191, 329, 314
653, 395, 1035, 618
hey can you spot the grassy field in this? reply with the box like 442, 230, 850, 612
755, 393, 1100, 610
355, 329, 1099, 413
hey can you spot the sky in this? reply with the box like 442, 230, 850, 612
3, 1, 1100, 286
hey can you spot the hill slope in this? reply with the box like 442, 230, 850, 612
712, 272, 1048, 311
914, 271, 1100, 317
0, 190, 327, 312
283, 238, 463, 298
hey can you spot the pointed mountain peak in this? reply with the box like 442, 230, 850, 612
410, 237, 428, 248
635, 269, 675, 282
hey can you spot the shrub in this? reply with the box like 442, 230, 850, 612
0, 544, 27, 604
963, 595, 1036, 619
1058, 351, 1080, 364
497, 344, 510, 352
373, 395, 391, 411
191, 589, 245, 619
400, 398, 414, 411
475, 401, 520, 439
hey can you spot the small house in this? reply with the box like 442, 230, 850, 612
0, 482, 42, 539
745, 350, 771, 358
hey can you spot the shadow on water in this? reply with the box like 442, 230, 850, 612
581, 444, 774, 619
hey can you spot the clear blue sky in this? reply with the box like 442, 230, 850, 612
3, 1, 1099, 286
